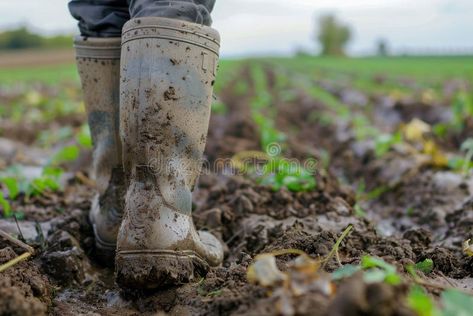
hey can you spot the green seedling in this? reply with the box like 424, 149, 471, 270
407, 285, 440, 316
332, 264, 360, 280
354, 203, 367, 217
356, 179, 390, 202
451, 92, 473, 131
361, 256, 401, 285
26, 166, 63, 197
460, 138, 473, 176
2, 177, 20, 199
374, 132, 402, 157
211, 100, 227, 115
0, 192, 12, 218
252, 112, 286, 151
366, 186, 389, 200
447, 156, 473, 173
353, 181, 368, 217
432, 123, 448, 138
0, 175, 20, 217
76, 124, 92, 148
331, 256, 401, 286
50, 145, 79, 165
259, 157, 316, 192
415, 258, 434, 274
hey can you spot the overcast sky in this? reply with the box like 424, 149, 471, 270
1, 0, 472, 57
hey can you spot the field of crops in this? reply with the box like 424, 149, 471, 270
1, 55, 473, 315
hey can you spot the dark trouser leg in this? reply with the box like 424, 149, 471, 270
128, 0, 216, 26
69, 0, 216, 36
69, 0, 130, 37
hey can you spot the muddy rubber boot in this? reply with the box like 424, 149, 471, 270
115, 17, 223, 289
74, 37, 126, 263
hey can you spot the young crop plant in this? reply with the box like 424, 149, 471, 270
258, 156, 316, 192
252, 112, 286, 151
76, 124, 93, 149
451, 92, 473, 131
331, 255, 401, 285
0, 191, 12, 217
446, 138, 473, 175
211, 100, 227, 115
407, 286, 439, 316
374, 131, 403, 157
460, 138, 473, 176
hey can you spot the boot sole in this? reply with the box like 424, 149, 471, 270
115, 250, 209, 289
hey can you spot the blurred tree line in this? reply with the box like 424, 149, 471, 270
317, 15, 351, 56
316, 15, 390, 57
0, 27, 71, 50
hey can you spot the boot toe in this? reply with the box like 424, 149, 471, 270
197, 230, 224, 266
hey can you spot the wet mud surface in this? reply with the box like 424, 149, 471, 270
0, 63, 472, 315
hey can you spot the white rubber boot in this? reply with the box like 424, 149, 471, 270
115, 17, 223, 289
74, 37, 125, 263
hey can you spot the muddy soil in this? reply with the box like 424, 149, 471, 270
0, 63, 472, 315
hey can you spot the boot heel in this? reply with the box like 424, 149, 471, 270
92, 227, 117, 266
115, 250, 209, 289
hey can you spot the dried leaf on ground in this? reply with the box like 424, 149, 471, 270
403, 118, 431, 143
247, 250, 335, 316
463, 239, 473, 257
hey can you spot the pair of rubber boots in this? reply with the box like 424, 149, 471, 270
75, 17, 223, 289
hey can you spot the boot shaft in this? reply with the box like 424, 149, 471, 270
74, 37, 122, 193
119, 17, 220, 212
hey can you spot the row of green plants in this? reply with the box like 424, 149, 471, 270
293, 65, 473, 173
274, 61, 473, 226
0, 84, 83, 124
246, 63, 317, 192
0, 125, 91, 218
